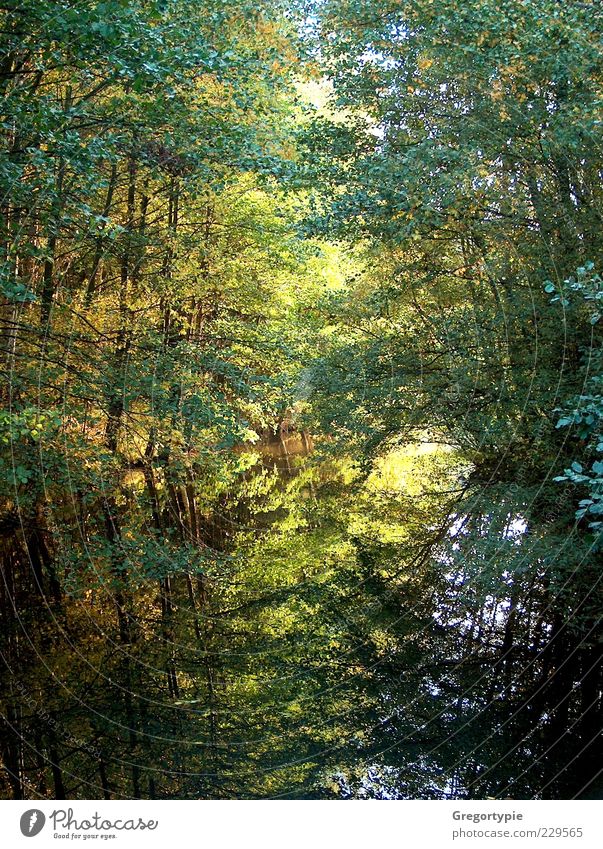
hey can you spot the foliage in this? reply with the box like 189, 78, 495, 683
1, 0, 602, 802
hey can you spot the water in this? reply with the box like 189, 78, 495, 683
1, 433, 600, 799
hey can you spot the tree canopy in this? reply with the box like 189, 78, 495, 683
1, 0, 602, 800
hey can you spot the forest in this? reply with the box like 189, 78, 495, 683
0, 0, 602, 800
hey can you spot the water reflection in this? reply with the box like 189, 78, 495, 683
1, 432, 600, 799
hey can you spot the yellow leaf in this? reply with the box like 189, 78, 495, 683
491, 79, 504, 101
